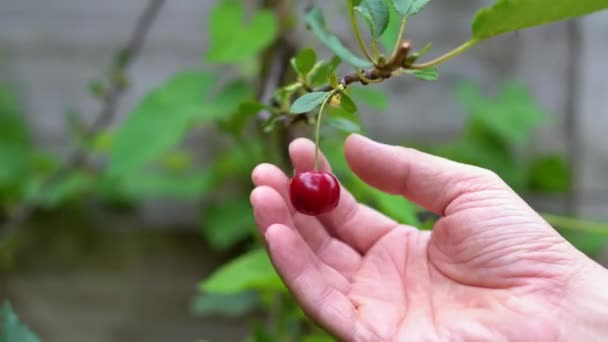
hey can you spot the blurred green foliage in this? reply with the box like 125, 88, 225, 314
0, 0, 607, 341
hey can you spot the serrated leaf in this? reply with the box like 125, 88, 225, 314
407, 67, 439, 80
348, 86, 389, 111
291, 48, 317, 75
290, 92, 330, 114
472, 0, 608, 40
108, 71, 217, 177
355, 0, 390, 38
200, 249, 285, 293
192, 292, 259, 318
338, 92, 358, 113
1, 302, 40, 342
392, 0, 432, 17
305, 8, 373, 68
206, 1, 278, 63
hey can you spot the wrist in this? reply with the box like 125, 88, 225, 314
561, 259, 608, 341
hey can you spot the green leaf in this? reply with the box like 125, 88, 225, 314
301, 334, 335, 342
109, 71, 217, 177
202, 197, 254, 251
200, 249, 285, 294
371, 190, 419, 225
290, 92, 330, 114
36, 172, 93, 208
528, 155, 572, 194
348, 86, 389, 111
392, 0, 432, 17
380, 2, 403, 51
355, 0, 390, 38
559, 230, 608, 258
406, 42, 432, 64
338, 92, 358, 113
206, 1, 278, 63
119, 170, 214, 200
472, 0, 608, 40
191, 292, 259, 317
326, 105, 362, 134
456, 81, 544, 145
406, 67, 439, 80
0, 302, 40, 342
327, 117, 361, 134
219, 101, 270, 137
305, 8, 373, 68
291, 48, 317, 75
199, 80, 255, 121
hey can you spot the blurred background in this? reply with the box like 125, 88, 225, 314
0, 0, 607, 341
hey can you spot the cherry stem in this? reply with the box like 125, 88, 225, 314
314, 90, 337, 171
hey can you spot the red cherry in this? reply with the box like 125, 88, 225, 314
289, 171, 340, 216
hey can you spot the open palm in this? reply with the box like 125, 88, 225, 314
250, 135, 589, 341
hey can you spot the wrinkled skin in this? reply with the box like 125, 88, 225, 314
250, 134, 607, 342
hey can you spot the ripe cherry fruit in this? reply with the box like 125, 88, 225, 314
289, 171, 340, 216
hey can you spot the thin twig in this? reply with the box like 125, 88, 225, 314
317, 42, 412, 92
0, 0, 166, 238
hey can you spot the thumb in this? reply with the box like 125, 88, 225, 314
344, 134, 515, 216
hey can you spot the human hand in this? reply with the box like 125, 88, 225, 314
250, 134, 608, 341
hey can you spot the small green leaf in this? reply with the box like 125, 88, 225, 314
200, 249, 285, 293
392, 0, 432, 17
355, 0, 390, 38
207, 1, 278, 63
305, 8, 373, 68
348, 86, 389, 111
407, 67, 439, 80
472, 0, 608, 40
191, 292, 259, 317
339, 92, 358, 113
528, 155, 572, 194
1, 301, 40, 342
406, 42, 432, 64
109, 71, 217, 177
290, 92, 330, 114
291, 48, 317, 75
